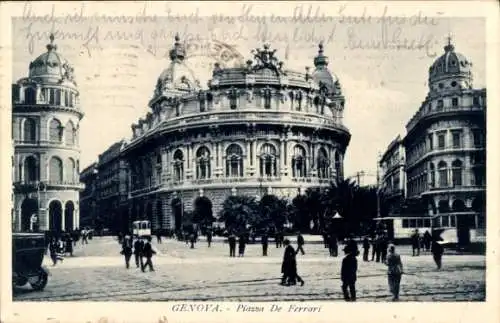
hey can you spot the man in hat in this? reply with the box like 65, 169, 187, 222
341, 244, 358, 301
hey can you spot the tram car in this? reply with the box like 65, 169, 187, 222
132, 220, 151, 238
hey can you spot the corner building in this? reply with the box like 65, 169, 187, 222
121, 36, 351, 231
12, 35, 84, 232
402, 40, 486, 244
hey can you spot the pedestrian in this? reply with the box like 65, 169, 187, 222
141, 236, 156, 272
423, 230, 432, 252
371, 235, 377, 261
64, 234, 74, 256
296, 233, 305, 255
81, 229, 88, 245
261, 232, 269, 256
281, 239, 304, 286
375, 236, 382, 262
385, 244, 403, 301
431, 239, 444, 270
322, 231, 328, 248
121, 235, 133, 269
328, 234, 338, 257
341, 246, 358, 301
189, 232, 196, 249
207, 229, 212, 248
275, 230, 280, 248
411, 229, 420, 256
238, 233, 246, 257
228, 232, 236, 257
49, 238, 59, 266
362, 236, 370, 261
133, 238, 144, 268
380, 235, 389, 263
156, 231, 162, 244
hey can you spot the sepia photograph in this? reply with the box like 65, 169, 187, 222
1, 1, 499, 323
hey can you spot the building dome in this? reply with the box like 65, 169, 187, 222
153, 34, 200, 100
28, 34, 76, 85
311, 42, 341, 96
428, 38, 473, 86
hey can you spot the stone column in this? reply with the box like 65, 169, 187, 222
61, 204, 65, 231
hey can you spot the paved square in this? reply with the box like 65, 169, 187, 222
13, 237, 485, 302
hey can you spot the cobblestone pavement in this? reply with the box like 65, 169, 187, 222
13, 237, 485, 302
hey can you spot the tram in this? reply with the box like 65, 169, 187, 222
132, 220, 151, 238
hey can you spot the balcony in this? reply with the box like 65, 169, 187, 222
13, 180, 85, 191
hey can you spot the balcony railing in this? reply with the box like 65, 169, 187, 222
407, 105, 484, 131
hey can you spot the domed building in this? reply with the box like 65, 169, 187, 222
121, 35, 351, 232
399, 38, 486, 244
12, 34, 84, 232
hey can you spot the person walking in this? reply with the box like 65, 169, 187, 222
423, 230, 432, 252
121, 235, 133, 269
238, 233, 247, 257
228, 232, 236, 257
156, 231, 162, 244
64, 234, 74, 257
296, 233, 305, 255
380, 235, 389, 263
281, 239, 304, 286
81, 229, 88, 245
49, 238, 59, 266
330, 234, 339, 257
133, 238, 144, 268
275, 230, 280, 248
207, 229, 212, 248
375, 236, 382, 262
371, 235, 377, 261
141, 237, 156, 272
385, 244, 403, 301
431, 239, 444, 270
411, 229, 420, 256
362, 236, 370, 261
261, 232, 269, 256
341, 245, 358, 301
189, 232, 196, 249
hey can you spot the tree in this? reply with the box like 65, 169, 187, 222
193, 196, 214, 229
291, 194, 310, 232
218, 195, 259, 233
259, 194, 288, 231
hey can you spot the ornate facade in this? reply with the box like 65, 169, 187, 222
379, 136, 406, 217
12, 34, 84, 232
399, 39, 486, 243
120, 35, 351, 231
79, 162, 98, 228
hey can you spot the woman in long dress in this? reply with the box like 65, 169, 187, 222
281, 239, 304, 286
385, 244, 403, 301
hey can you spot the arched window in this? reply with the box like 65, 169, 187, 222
23, 118, 37, 142
317, 148, 329, 179
291, 145, 307, 178
452, 159, 463, 186
25, 87, 37, 104
196, 146, 211, 179
173, 150, 184, 182
49, 119, 63, 142
65, 121, 75, 145
23, 156, 39, 182
66, 158, 76, 183
438, 161, 448, 187
49, 156, 63, 183
226, 144, 243, 177
259, 143, 277, 177
334, 151, 341, 180
429, 163, 435, 187
295, 91, 302, 111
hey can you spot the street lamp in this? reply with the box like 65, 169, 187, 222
231, 187, 237, 196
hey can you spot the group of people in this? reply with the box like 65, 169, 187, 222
46, 228, 93, 266
120, 235, 157, 272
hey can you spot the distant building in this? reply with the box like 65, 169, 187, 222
79, 163, 98, 228
379, 136, 407, 237
119, 35, 351, 232
12, 34, 84, 232
96, 140, 128, 233
380, 39, 486, 243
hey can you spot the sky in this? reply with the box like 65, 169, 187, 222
11, 5, 486, 183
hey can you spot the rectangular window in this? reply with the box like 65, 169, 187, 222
402, 219, 409, 228
442, 215, 449, 227
437, 100, 444, 110
472, 129, 482, 147
409, 219, 416, 228
437, 133, 446, 149
264, 96, 271, 109
424, 219, 431, 227
432, 217, 440, 227
452, 97, 458, 107
428, 134, 433, 150
417, 219, 423, 227
230, 97, 237, 110
450, 215, 456, 227
452, 131, 462, 148
473, 96, 480, 106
